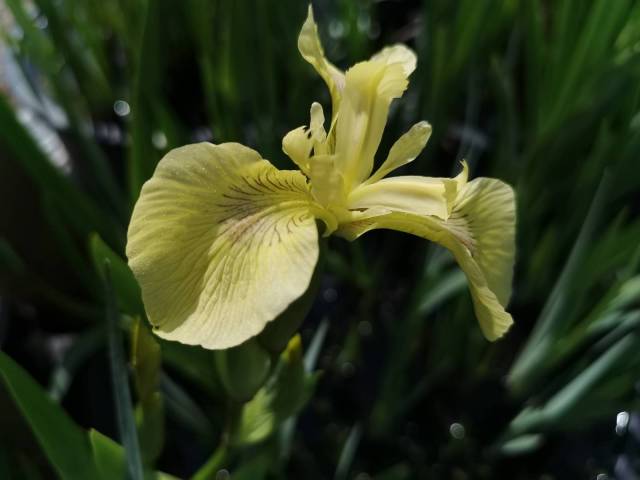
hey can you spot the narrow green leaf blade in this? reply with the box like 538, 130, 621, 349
90, 233, 144, 315
90, 429, 126, 480
103, 262, 145, 480
334, 424, 363, 480
0, 351, 100, 480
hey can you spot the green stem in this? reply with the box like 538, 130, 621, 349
190, 442, 229, 480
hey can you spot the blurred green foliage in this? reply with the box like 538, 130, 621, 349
0, 0, 639, 479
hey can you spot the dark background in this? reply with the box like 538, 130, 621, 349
1, 0, 639, 478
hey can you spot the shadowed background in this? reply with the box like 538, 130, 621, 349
1, 0, 639, 479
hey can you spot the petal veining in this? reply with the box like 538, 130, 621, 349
337, 177, 516, 340
127, 142, 322, 349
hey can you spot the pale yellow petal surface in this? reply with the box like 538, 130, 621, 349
347, 175, 457, 220
308, 154, 345, 212
337, 178, 516, 340
366, 121, 432, 184
282, 126, 313, 174
283, 102, 330, 172
335, 59, 412, 188
370, 45, 417, 77
309, 102, 327, 147
451, 177, 515, 307
298, 6, 345, 118
126, 142, 321, 349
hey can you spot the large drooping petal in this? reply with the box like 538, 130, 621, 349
127, 142, 327, 349
298, 6, 345, 120
334, 46, 417, 189
337, 177, 516, 340
450, 178, 515, 308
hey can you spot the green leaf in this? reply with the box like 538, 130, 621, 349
131, 318, 164, 465
507, 332, 639, 437
415, 269, 467, 316
128, 0, 163, 201
0, 351, 100, 480
90, 429, 126, 480
278, 318, 329, 460
215, 339, 271, 402
90, 233, 144, 315
161, 373, 215, 442
135, 393, 165, 467
508, 173, 612, 394
497, 434, 544, 456
159, 341, 220, 396
131, 318, 162, 401
334, 424, 363, 480
231, 335, 317, 446
48, 325, 107, 402
232, 455, 270, 480
103, 262, 145, 480
90, 429, 179, 480
190, 444, 229, 480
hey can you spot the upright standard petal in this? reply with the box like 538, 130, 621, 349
370, 45, 417, 77
298, 6, 345, 119
334, 53, 414, 188
337, 177, 516, 341
127, 143, 322, 349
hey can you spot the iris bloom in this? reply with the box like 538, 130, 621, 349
126, 7, 516, 350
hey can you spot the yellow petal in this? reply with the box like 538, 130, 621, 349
127, 142, 322, 349
366, 121, 432, 184
347, 175, 458, 220
282, 126, 313, 174
451, 177, 515, 308
298, 6, 345, 120
338, 177, 516, 341
370, 45, 417, 77
283, 102, 329, 173
454, 161, 469, 196
335, 50, 416, 188
309, 101, 327, 147
308, 154, 344, 215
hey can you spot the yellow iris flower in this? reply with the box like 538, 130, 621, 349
126, 7, 516, 350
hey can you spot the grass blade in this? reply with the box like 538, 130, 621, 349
103, 262, 144, 480
508, 172, 612, 393
334, 424, 363, 480
0, 351, 100, 479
